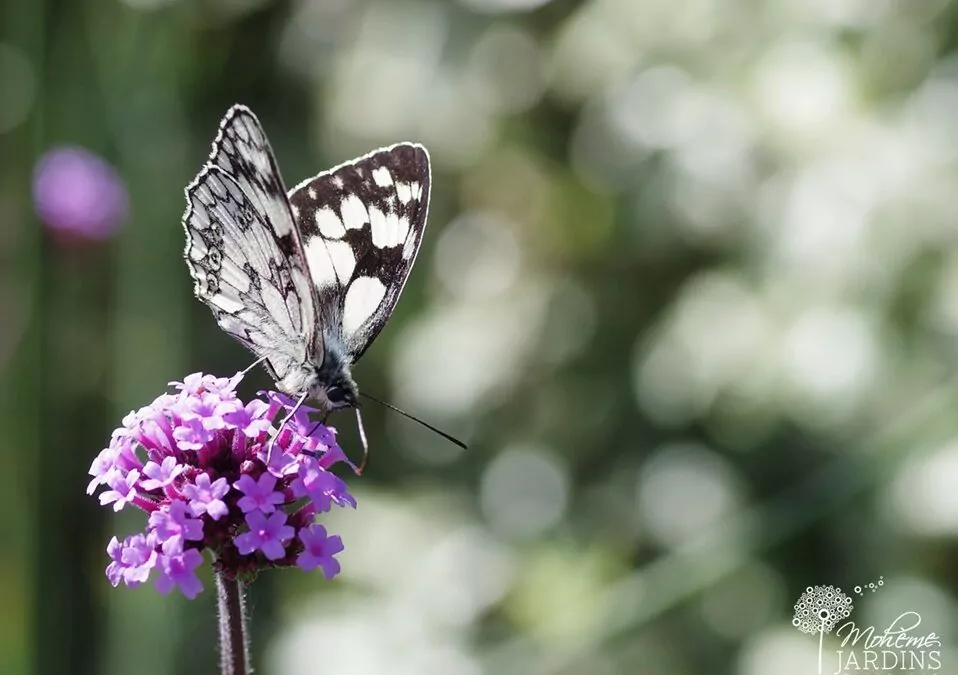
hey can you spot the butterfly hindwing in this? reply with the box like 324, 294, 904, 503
287, 143, 431, 360
183, 108, 322, 384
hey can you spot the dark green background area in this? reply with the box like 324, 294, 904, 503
3, 1, 958, 674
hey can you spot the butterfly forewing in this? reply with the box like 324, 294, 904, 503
287, 143, 431, 360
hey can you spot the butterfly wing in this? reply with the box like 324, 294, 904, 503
286, 143, 431, 361
182, 106, 321, 386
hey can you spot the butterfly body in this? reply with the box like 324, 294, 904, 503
182, 105, 431, 415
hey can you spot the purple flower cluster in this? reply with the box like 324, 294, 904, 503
88, 372, 355, 599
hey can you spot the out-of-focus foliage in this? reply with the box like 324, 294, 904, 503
3, 0, 958, 674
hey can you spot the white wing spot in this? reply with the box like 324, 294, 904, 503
372, 166, 393, 187
369, 206, 409, 248
384, 211, 401, 247
402, 232, 417, 260
308, 187, 317, 199
396, 182, 412, 204
304, 238, 336, 289
291, 205, 300, 218
326, 240, 356, 283
368, 206, 387, 248
315, 207, 346, 238
341, 194, 369, 230
304, 237, 356, 288
210, 293, 245, 314
343, 276, 387, 336
412, 182, 422, 200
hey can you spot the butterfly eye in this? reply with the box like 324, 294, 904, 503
326, 386, 347, 404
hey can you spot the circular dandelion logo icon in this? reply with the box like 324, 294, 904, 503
792, 585, 854, 634
792, 585, 854, 674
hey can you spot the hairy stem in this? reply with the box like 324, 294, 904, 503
217, 572, 249, 675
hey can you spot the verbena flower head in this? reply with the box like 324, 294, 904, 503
89, 371, 356, 599
33, 146, 128, 241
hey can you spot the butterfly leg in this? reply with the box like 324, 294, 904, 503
300, 410, 333, 459
302, 407, 367, 475
240, 355, 267, 378
270, 390, 310, 450
306, 410, 330, 438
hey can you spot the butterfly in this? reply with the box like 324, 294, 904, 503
181, 105, 460, 456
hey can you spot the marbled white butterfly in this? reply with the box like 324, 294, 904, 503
182, 105, 462, 458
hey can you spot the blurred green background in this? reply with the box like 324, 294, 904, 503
4, 0, 958, 674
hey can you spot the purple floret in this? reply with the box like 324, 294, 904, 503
296, 524, 344, 579
235, 511, 295, 561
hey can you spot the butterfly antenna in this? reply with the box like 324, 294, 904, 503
271, 391, 310, 448
355, 407, 370, 474
358, 392, 467, 450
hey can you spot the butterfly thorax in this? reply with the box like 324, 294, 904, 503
278, 335, 358, 412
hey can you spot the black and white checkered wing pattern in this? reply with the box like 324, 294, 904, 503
182, 106, 320, 384
287, 143, 431, 360
207, 106, 301, 248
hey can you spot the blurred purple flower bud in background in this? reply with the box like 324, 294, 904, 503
33, 146, 127, 240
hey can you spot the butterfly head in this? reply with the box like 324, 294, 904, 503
314, 375, 359, 411
305, 343, 360, 412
